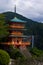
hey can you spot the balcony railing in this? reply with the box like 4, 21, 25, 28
3, 41, 31, 46
10, 32, 23, 36
9, 25, 25, 28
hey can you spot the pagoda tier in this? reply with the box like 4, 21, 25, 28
9, 23, 25, 29
9, 17, 26, 29
9, 29, 26, 35
8, 36, 31, 46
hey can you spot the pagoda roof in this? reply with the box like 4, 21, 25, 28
10, 17, 26, 23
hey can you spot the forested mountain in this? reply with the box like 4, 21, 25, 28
0, 12, 43, 50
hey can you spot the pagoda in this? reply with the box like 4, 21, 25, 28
8, 16, 31, 47
7, 6, 32, 48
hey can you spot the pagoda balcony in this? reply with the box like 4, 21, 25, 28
9, 25, 25, 29
11, 42, 31, 46
9, 35, 30, 38
4, 41, 31, 46
10, 32, 23, 35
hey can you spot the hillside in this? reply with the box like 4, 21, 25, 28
0, 11, 43, 50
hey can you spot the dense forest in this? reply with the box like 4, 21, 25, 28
0, 12, 43, 50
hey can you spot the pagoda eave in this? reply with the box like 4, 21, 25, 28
9, 28, 27, 31
9, 35, 30, 38
10, 21, 26, 23
3, 42, 31, 46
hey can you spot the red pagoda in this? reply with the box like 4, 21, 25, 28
8, 16, 31, 47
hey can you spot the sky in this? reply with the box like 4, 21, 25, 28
0, 0, 43, 23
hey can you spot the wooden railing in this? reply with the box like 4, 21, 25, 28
10, 32, 23, 35
3, 42, 31, 46
9, 25, 25, 28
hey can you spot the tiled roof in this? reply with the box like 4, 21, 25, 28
11, 17, 26, 23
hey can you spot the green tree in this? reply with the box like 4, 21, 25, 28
0, 49, 10, 65
0, 14, 9, 39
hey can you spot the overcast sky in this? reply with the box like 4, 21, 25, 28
0, 0, 43, 23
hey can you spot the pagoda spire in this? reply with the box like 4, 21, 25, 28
14, 5, 16, 13
14, 5, 16, 17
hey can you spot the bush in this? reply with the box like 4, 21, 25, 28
0, 49, 10, 65
8, 45, 26, 60
9, 47, 24, 59
30, 47, 43, 61
30, 47, 43, 56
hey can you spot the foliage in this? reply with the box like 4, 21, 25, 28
8, 45, 26, 60
0, 49, 10, 65
0, 14, 9, 39
26, 21, 43, 50
30, 47, 43, 61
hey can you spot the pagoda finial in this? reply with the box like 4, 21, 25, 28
14, 5, 16, 13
